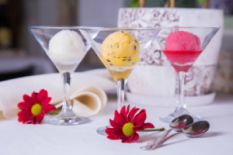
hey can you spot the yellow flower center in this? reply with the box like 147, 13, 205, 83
31, 103, 42, 116
122, 122, 135, 137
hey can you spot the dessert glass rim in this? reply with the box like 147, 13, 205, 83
29, 26, 219, 31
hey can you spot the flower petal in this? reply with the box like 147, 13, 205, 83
35, 113, 44, 124
126, 105, 130, 114
42, 97, 51, 105
37, 89, 48, 102
142, 122, 154, 129
23, 95, 32, 103
18, 102, 31, 110
31, 92, 38, 103
136, 122, 155, 130
120, 105, 128, 122
105, 127, 123, 140
43, 103, 54, 113
107, 135, 120, 140
18, 111, 34, 124
109, 119, 120, 128
133, 109, 146, 128
128, 107, 139, 121
113, 110, 125, 126
122, 133, 139, 143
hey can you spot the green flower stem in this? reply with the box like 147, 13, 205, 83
138, 127, 165, 132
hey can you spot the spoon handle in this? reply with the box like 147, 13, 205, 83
159, 131, 181, 145
141, 129, 172, 150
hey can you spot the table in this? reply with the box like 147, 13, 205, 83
0, 74, 232, 155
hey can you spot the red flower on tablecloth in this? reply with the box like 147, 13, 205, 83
105, 105, 154, 143
17, 89, 55, 124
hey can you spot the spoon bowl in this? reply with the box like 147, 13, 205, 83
183, 120, 210, 137
170, 114, 194, 131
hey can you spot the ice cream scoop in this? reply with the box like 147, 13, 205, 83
48, 30, 85, 65
101, 31, 140, 67
165, 31, 201, 51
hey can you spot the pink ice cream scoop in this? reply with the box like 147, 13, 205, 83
165, 31, 201, 51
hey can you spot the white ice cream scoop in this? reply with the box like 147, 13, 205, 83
48, 30, 85, 65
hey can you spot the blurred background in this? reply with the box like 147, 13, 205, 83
0, 0, 232, 93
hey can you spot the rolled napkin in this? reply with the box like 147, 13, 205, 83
56, 86, 107, 117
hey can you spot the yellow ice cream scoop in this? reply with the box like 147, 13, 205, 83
101, 31, 140, 67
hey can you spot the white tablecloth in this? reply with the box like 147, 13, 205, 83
0, 73, 233, 155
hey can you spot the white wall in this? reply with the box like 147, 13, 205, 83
78, 0, 124, 27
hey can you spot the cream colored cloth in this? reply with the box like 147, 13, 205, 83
0, 69, 114, 118
55, 86, 107, 117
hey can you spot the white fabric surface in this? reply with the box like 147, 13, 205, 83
0, 71, 232, 155
0, 96, 232, 155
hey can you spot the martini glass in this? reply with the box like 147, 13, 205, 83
30, 26, 92, 125
81, 27, 158, 134
158, 26, 219, 122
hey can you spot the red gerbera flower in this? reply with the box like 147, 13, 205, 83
105, 105, 154, 143
17, 89, 55, 124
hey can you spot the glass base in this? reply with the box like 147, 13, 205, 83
44, 111, 90, 126
160, 107, 189, 123
96, 126, 107, 136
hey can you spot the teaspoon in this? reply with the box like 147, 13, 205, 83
141, 115, 210, 150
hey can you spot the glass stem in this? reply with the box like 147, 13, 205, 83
178, 71, 186, 109
117, 79, 127, 109
61, 72, 73, 114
